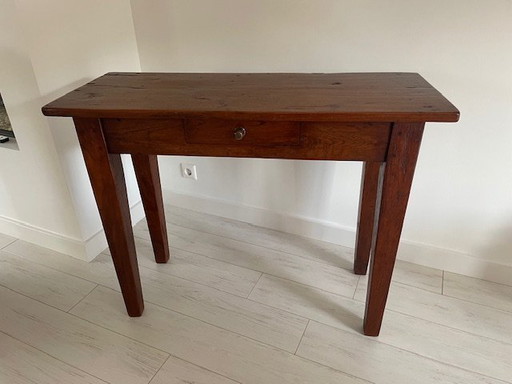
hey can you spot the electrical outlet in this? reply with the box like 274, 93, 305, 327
181, 163, 198, 180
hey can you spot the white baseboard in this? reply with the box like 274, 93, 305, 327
165, 190, 512, 286
0, 201, 145, 261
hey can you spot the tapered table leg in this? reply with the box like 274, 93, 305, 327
132, 154, 170, 264
354, 162, 384, 275
363, 122, 424, 336
74, 118, 144, 317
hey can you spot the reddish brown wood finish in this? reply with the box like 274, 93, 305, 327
42, 73, 459, 335
185, 119, 301, 146
354, 162, 384, 275
42, 73, 459, 123
73, 118, 144, 316
101, 119, 391, 161
132, 154, 170, 264
363, 122, 425, 336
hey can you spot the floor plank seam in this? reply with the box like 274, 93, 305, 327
381, 305, 512, 347
164, 239, 355, 276
67, 307, 366, 383
152, 353, 244, 384
69, 283, 303, 356
64, 308, 172, 357
357, 279, 512, 317
442, 270, 445, 295
1, 248, 110, 287
0, 329, 112, 384
157, 217, 355, 270
244, 281, 512, 361
446, 270, 512, 289
128, 296, 308, 355
300, 329, 511, 384
294, 319, 310, 355
160, 244, 359, 299
66, 283, 99, 313
439, 292, 512, 316
0, 282, 91, 314
303, 317, 512, 383
245, 272, 263, 299
138, 233, 447, 298
65, 286, 370, 382
147, 354, 170, 384
247, 269, 359, 301
0, 238, 17, 250
352, 276, 361, 299
387, 280, 444, 296
135, 223, 356, 273
135, 263, 253, 299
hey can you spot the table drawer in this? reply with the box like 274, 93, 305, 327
102, 118, 391, 162
184, 119, 301, 146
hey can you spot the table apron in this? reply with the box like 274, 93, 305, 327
100, 118, 391, 161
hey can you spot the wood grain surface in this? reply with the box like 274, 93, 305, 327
132, 154, 170, 264
74, 118, 144, 316
363, 122, 425, 336
42, 72, 459, 122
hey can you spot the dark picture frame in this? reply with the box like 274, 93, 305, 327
0, 92, 15, 138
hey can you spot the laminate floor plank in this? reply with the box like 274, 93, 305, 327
3, 207, 511, 383
250, 274, 512, 383
4, 240, 121, 290
0, 285, 169, 384
0, 250, 96, 311
0, 233, 15, 249
4, 241, 306, 352
444, 272, 512, 313
6, 239, 261, 300
297, 321, 505, 384
136, 266, 308, 353
0, 331, 106, 384
150, 356, 241, 384
134, 222, 359, 298
70, 286, 370, 384
391, 259, 442, 293
163, 205, 354, 270
105, 236, 261, 297
139, 207, 443, 293
355, 277, 512, 345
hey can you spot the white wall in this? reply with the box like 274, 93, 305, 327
0, 0, 82, 252
17, 0, 143, 258
0, 0, 143, 259
131, 0, 512, 282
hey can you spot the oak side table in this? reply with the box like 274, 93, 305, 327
42, 72, 459, 336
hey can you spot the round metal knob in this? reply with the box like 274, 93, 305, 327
233, 127, 247, 140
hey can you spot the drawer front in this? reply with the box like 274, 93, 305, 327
102, 118, 390, 162
184, 119, 301, 146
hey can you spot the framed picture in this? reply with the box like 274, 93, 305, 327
0, 92, 15, 138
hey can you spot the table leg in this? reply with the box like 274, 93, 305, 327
354, 162, 384, 275
363, 122, 424, 336
74, 118, 144, 316
132, 154, 170, 263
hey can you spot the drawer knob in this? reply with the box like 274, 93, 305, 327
233, 127, 247, 140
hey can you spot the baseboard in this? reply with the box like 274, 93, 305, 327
164, 190, 512, 286
0, 200, 145, 261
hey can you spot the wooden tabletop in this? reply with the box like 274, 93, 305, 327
42, 72, 459, 123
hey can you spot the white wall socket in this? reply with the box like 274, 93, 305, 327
180, 163, 198, 180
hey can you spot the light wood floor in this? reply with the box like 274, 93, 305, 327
1, 206, 512, 384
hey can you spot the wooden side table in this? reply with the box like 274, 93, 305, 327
42, 72, 459, 336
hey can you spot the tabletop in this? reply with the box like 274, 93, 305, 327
42, 72, 459, 123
